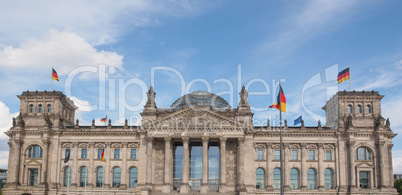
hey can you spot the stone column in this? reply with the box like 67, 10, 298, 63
180, 137, 190, 193
121, 142, 128, 189
7, 139, 21, 187
104, 142, 111, 188
88, 142, 95, 187
266, 143, 273, 190
389, 144, 394, 187
163, 137, 172, 193
201, 137, 209, 194
40, 139, 49, 187
377, 141, 388, 188
219, 137, 227, 193
283, 143, 290, 191
300, 143, 307, 190
318, 143, 325, 190
348, 140, 356, 189
237, 137, 246, 190
146, 137, 154, 185
71, 142, 79, 187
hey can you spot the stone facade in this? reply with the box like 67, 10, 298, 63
2, 89, 398, 195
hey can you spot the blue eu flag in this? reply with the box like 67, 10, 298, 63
294, 115, 302, 126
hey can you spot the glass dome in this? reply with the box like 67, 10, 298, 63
170, 91, 231, 110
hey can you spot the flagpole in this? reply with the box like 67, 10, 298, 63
349, 66, 351, 91
85, 158, 87, 195
67, 162, 70, 195
50, 67, 53, 91
279, 81, 284, 195
102, 167, 104, 195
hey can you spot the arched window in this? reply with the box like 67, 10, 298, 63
129, 167, 138, 188
290, 168, 300, 189
29, 104, 34, 113
357, 105, 362, 113
256, 168, 265, 189
96, 167, 104, 187
324, 168, 334, 189
112, 167, 121, 187
63, 166, 72, 187
38, 104, 43, 113
355, 147, 372, 160
47, 104, 51, 113
273, 168, 281, 189
307, 168, 317, 189
347, 105, 352, 113
80, 167, 88, 187
366, 105, 371, 113
27, 145, 43, 158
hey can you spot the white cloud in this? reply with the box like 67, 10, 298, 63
0, 101, 19, 140
382, 97, 402, 131
0, 30, 123, 75
261, 0, 358, 55
0, 150, 9, 168
70, 96, 93, 126
393, 149, 402, 174
0, 0, 218, 46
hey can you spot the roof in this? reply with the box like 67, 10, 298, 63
170, 91, 231, 110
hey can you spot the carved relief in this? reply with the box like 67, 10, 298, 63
154, 140, 165, 185
128, 142, 139, 148
226, 140, 237, 185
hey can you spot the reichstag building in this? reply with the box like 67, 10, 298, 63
3, 87, 397, 194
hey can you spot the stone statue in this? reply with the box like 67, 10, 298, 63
17, 113, 25, 128
374, 115, 381, 131
12, 117, 16, 127
318, 120, 322, 128
301, 119, 305, 128
386, 118, 390, 128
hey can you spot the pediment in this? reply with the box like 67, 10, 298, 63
143, 107, 240, 131
25, 159, 42, 166
356, 162, 374, 169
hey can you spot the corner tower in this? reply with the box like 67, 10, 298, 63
17, 90, 77, 128
323, 90, 383, 130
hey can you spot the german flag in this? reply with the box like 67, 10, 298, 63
52, 68, 59, 81
100, 150, 106, 162
100, 116, 107, 122
269, 86, 286, 112
337, 68, 350, 84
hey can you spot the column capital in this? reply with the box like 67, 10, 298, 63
122, 142, 128, 147
376, 140, 386, 147
202, 136, 209, 142
318, 143, 324, 149
72, 142, 78, 147
147, 137, 154, 143
301, 143, 307, 149
164, 137, 172, 142
237, 137, 245, 144
89, 142, 95, 148
388, 144, 394, 149
182, 136, 190, 143
347, 140, 356, 147
219, 137, 227, 143
105, 142, 111, 147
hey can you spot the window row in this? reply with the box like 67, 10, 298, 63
256, 147, 373, 161
29, 104, 52, 113
347, 104, 371, 114
64, 148, 137, 160
257, 149, 333, 161
256, 168, 334, 190
62, 166, 138, 188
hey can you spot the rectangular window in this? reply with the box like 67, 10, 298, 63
29, 169, 38, 186
291, 150, 298, 160
274, 150, 280, 160
98, 149, 104, 159
309, 150, 315, 160
131, 149, 137, 159
114, 149, 120, 159
326, 150, 332, 160
257, 149, 264, 160
359, 171, 370, 189
81, 149, 87, 159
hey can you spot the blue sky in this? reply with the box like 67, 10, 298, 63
0, 0, 402, 172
